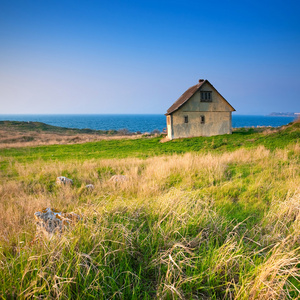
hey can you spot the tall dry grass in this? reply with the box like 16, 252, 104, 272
1, 145, 299, 244
0, 144, 299, 298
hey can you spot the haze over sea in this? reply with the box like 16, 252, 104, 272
0, 114, 296, 133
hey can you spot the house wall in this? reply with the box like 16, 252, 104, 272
168, 82, 233, 139
171, 111, 232, 138
166, 115, 172, 139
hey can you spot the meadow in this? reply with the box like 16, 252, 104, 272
0, 121, 299, 299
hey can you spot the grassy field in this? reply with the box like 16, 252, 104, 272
1, 122, 299, 163
0, 121, 299, 299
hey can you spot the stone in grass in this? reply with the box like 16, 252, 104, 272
85, 184, 94, 190
34, 207, 81, 240
109, 175, 128, 183
56, 176, 73, 185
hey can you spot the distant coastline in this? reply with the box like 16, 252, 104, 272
0, 114, 296, 132
268, 112, 299, 117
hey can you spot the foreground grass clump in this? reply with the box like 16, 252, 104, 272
0, 122, 299, 299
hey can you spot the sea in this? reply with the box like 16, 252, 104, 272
0, 114, 296, 133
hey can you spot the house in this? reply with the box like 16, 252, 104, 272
165, 79, 235, 140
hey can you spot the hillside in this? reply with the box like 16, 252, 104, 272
0, 121, 299, 299
0, 120, 117, 134
0, 121, 140, 148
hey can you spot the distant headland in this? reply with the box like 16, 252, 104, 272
268, 112, 300, 117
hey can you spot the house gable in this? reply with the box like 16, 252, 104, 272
179, 81, 235, 113
166, 80, 235, 115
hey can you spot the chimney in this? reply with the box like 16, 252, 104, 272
199, 79, 204, 83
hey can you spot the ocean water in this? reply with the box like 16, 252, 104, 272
0, 114, 296, 133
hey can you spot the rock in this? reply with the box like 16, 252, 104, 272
85, 184, 94, 190
56, 176, 73, 185
109, 175, 128, 183
34, 207, 81, 239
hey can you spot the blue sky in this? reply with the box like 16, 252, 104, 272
0, 0, 299, 114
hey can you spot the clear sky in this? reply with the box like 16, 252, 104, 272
0, 0, 299, 115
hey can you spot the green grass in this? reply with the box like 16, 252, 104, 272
0, 122, 299, 299
0, 122, 299, 165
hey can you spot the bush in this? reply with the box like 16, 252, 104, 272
151, 129, 161, 135
117, 128, 131, 135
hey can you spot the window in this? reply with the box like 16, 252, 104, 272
184, 116, 188, 123
200, 115, 205, 124
200, 91, 212, 102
